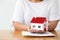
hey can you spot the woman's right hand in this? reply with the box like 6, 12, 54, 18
28, 27, 37, 33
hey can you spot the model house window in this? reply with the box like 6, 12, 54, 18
33, 25, 35, 28
38, 26, 41, 28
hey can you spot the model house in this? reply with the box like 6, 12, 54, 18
30, 17, 47, 31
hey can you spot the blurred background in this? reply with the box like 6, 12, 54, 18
0, 0, 60, 30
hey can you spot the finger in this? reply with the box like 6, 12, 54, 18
28, 27, 38, 33
28, 28, 34, 33
31, 29, 37, 33
28, 26, 31, 31
28, 26, 31, 29
28, 28, 31, 32
37, 30, 44, 33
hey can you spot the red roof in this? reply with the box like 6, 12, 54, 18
31, 17, 46, 23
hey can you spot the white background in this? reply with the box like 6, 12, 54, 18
0, 0, 60, 30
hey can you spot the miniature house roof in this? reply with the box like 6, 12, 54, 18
31, 17, 46, 23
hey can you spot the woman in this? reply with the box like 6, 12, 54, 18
12, 0, 60, 33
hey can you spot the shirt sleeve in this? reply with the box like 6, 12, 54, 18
49, 1, 60, 21
12, 0, 24, 23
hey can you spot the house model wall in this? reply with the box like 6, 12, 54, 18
30, 17, 47, 31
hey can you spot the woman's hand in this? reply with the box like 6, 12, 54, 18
28, 26, 45, 33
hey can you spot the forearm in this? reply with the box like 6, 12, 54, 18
48, 20, 59, 31
13, 21, 29, 31
48, 23, 56, 31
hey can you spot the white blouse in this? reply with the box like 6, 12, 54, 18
12, 0, 60, 25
